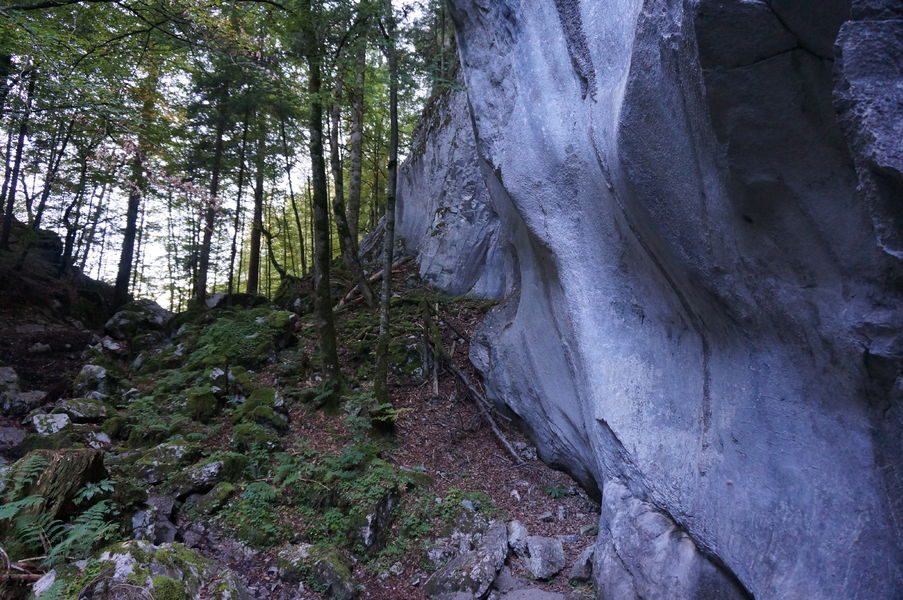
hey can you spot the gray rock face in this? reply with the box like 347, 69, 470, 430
396, 77, 513, 299
397, 0, 903, 598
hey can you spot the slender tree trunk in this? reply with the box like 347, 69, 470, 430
329, 74, 373, 306
303, 0, 341, 386
132, 199, 147, 294
246, 118, 266, 295
195, 84, 229, 304
1, 68, 35, 250
348, 42, 366, 242
280, 118, 307, 275
374, 0, 399, 411
60, 155, 89, 274
114, 74, 156, 306
228, 110, 250, 296
33, 117, 74, 230
0, 128, 15, 228
78, 183, 107, 271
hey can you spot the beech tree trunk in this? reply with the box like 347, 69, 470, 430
246, 117, 266, 295
228, 111, 250, 296
114, 73, 156, 306
0, 68, 35, 250
374, 0, 399, 410
195, 84, 229, 303
329, 74, 373, 306
281, 118, 307, 276
348, 42, 366, 243
303, 0, 341, 386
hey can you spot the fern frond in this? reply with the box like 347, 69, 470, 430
0, 495, 43, 520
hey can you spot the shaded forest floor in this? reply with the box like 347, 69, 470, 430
0, 239, 598, 599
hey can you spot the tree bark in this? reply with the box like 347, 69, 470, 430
32, 117, 74, 230
246, 116, 266, 295
348, 42, 366, 243
228, 110, 250, 296
329, 73, 373, 306
374, 0, 399, 410
1, 68, 36, 250
303, 0, 341, 386
195, 83, 229, 303
114, 74, 156, 306
281, 118, 307, 276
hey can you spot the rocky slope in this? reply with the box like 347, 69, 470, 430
396, 1, 902, 598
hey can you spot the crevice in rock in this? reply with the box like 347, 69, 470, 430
763, 0, 836, 60
553, 0, 597, 99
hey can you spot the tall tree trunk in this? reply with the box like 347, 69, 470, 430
348, 42, 366, 242
60, 155, 89, 274
329, 74, 373, 306
114, 74, 156, 306
1, 68, 36, 250
33, 117, 74, 230
374, 0, 399, 412
228, 110, 250, 296
281, 118, 307, 275
195, 84, 229, 304
246, 118, 266, 295
79, 181, 108, 270
303, 0, 341, 387
0, 54, 13, 114
0, 127, 15, 228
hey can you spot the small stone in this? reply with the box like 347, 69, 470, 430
0, 426, 27, 451
568, 545, 595, 583
507, 520, 528, 557
579, 524, 598, 537
556, 505, 566, 521
88, 431, 112, 449
28, 342, 51, 354
33, 569, 57, 598
462, 499, 476, 512
539, 511, 555, 523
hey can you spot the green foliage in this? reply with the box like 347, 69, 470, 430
73, 479, 115, 505
231, 387, 287, 431
545, 484, 572, 499
2, 452, 49, 501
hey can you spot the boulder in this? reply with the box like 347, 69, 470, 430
3, 390, 47, 416
399, 0, 903, 597
74, 364, 108, 396
64, 540, 249, 600
0, 366, 18, 394
523, 536, 565, 581
169, 454, 246, 498
424, 521, 508, 599
32, 413, 71, 435
105, 298, 172, 340
277, 543, 357, 600
133, 438, 202, 485
55, 397, 108, 422
0, 426, 27, 452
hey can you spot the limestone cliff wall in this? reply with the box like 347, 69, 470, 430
396, 1, 902, 598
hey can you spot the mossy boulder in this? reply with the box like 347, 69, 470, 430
43, 541, 249, 600
168, 453, 247, 498
184, 307, 297, 370
132, 438, 202, 485
231, 387, 288, 431
54, 397, 109, 422
186, 481, 236, 516
277, 543, 358, 599
105, 299, 173, 340
186, 385, 220, 422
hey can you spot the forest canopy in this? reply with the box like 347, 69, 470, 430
0, 0, 456, 309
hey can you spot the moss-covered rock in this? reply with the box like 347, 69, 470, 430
168, 453, 247, 498
231, 387, 288, 432
54, 397, 109, 422
186, 385, 220, 422
49, 541, 250, 600
187, 481, 236, 516
277, 543, 358, 599
131, 437, 202, 485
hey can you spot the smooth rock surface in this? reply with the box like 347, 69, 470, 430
399, 0, 903, 597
